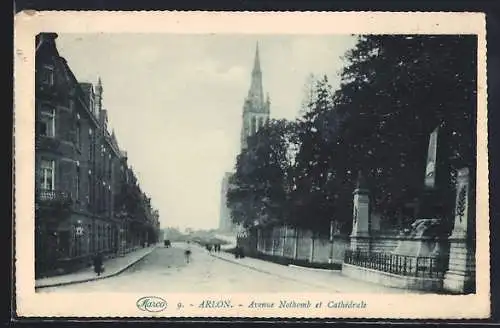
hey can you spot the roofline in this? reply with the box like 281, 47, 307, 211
58, 56, 122, 158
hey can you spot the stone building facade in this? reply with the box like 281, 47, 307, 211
35, 33, 160, 278
218, 172, 234, 232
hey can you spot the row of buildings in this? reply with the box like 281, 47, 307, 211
35, 33, 161, 278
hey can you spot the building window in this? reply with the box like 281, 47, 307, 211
251, 116, 256, 135
76, 121, 81, 149
90, 97, 95, 115
39, 159, 55, 190
38, 107, 55, 137
107, 226, 112, 250
87, 172, 92, 205
89, 144, 94, 163
98, 225, 102, 251
89, 129, 94, 163
103, 156, 107, 178
41, 65, 54, 86
101, 185, 105, 213
75, 164, 80, 202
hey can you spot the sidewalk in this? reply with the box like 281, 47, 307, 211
211, 251, 419, 293
35, 245, 158, 289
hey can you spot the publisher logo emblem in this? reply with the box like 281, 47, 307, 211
136, 296, 168, 312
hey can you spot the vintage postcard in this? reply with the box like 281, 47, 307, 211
14, 11, 489, 319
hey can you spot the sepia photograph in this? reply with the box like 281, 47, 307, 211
14, 11, 489, 318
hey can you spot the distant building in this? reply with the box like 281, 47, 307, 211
219, 43, 271, 233
218, 172, 234, 232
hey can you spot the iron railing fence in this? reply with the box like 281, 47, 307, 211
344, 249, 447, 279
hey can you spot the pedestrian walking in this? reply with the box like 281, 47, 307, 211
92, 252, 104, 276
184, 243, 192, 263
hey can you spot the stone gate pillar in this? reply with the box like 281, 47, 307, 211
350, 171, 371, 251
443, 167, 476, 293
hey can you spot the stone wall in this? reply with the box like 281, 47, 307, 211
250, 224, 453, 271
342, 263, 444, 292
254, 226, 349, 265
370, 235, 400, 253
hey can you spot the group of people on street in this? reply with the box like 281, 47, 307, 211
234, 245, 245, 259
206, 243, 221, 253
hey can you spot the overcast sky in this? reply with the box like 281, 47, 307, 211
56, 34, 357, 231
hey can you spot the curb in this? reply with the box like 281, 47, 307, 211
209, 253, 341, 292
35, 247, 157, 289
288, 264, 342, 273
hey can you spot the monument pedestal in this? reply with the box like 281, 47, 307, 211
416, 188, 443, 220
349, 233, 371, 252
443, 168, 475, 294
349, 173, 371, 252
443, 237, 475, 293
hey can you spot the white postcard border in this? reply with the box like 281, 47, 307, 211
14, 11, 489, 319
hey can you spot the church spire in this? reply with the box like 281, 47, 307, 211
241, 43, 271, 151
247, 42, 264, 108
253, 42, 261, 74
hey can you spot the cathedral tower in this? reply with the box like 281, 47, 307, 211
219, 43, 271, 233
240, 43, 271, 150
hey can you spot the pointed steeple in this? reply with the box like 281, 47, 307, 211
252, 42, 261, 74
247, 42, 264, 109
240, 43, 271, 151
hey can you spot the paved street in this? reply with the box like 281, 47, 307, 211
38, 242, 420, 294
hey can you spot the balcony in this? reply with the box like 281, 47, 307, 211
35, 189, 73, 214
35, 134, 62, 153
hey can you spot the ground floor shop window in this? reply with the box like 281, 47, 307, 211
98, 225, 102, 251
87, 224, 92, 253
74, 235, 82, 257
94, 224, 98, 252
107, 226, 112, 251
59, 231, 70, 258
